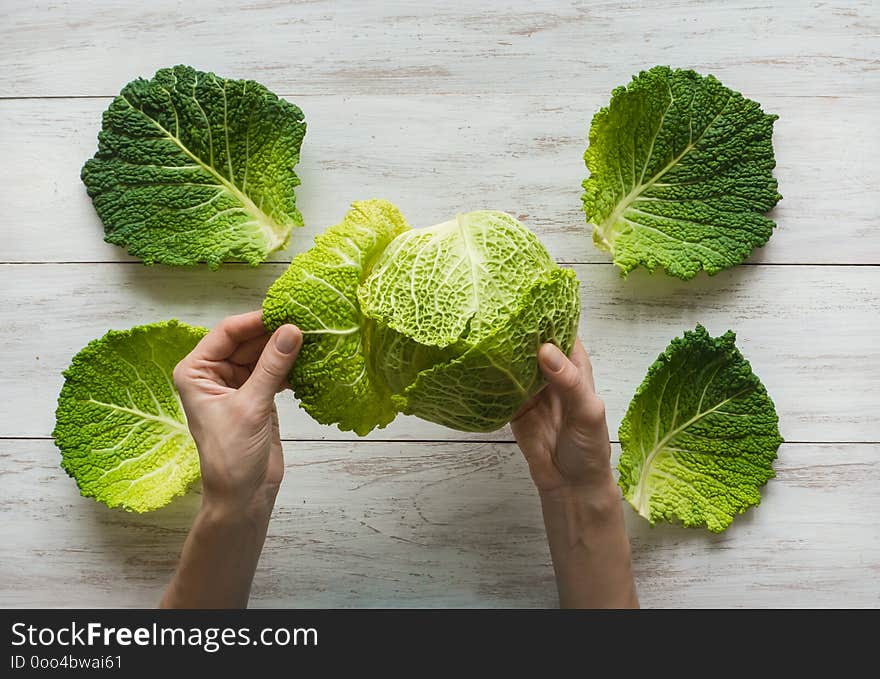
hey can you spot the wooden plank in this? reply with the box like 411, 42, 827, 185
1, 91, 878, 265
0, 0, 876, 614
2, 263, 877, 442
0, 439, 876, 608
1, 1, 877, 98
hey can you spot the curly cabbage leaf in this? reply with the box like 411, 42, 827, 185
53, 320, 206, 512
396, 267, 579, 431
583, 66, 780, 280
617, 325, 783, 532
263, 200, 409, 436
81, 65, 306, 269
263, 201, 580, 435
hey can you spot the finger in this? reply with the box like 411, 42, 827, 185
173, 358, 251, 394
239, 325, 303, 405
538, 342, 593, 402
538, 342, 608, 429
191, 311, 267, 362
567, 339, 596, 392
229, 334, 271, 366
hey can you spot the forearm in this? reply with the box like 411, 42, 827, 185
160, 501, 272, 608
540, 480, 638, 609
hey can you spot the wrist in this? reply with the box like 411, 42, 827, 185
165, 489, 275, 609
200, 487, 277, 527
539, 479, 638, 609
539, 478, 621, 534
540, 474, 623, 552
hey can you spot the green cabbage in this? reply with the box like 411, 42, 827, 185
53, 320, 206, 512
617, 325, 783, 532
263, 200, 580, 435
582, 66, 780, 279
81, 65, 306, 269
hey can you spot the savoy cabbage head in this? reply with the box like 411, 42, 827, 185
583, 66, 780, 280
81, 65, 306, 269
263, 200, 580, 435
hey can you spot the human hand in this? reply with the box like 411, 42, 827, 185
511, 339, 614, 496
512, 340, 637, 608
173, 311, 302, 519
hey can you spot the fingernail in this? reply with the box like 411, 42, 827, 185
543, 344, 565, 372
275, 325, 300, 354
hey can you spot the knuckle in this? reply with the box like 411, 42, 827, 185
171, 361, 187, 389
257, 355, 290, 384
584, 398, 607, 425
259, 360, 284, 380
563, 367, 583, 392
219, 315, 239, 332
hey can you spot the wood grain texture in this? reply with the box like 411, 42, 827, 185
1, 440, 876, 608
1, 0, 878, 608
1, 1, 877, 98
2, 263, 878, 443
1, 94, 878, 265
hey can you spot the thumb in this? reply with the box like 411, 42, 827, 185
240, 325, 302, 404
538, 343, 588, 402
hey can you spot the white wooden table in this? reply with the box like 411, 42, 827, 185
1, 0, 878, 608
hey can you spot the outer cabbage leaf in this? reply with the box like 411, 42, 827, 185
397, 268, 580, 431
583, 66, 780, 280
53, 320, 207, 512
82, 65, 306, 269
617, 325, 783, 532
262, 200, 410, 436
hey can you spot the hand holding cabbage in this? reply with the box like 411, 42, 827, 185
262, 200, 581, 435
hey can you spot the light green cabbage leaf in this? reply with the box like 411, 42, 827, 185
81, 65, 306, 269
263, 200, 580, 435
262, 200, 409, 435
617, 325, 783, 532
583, 66, 780, 279
53, 320, 206, 512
